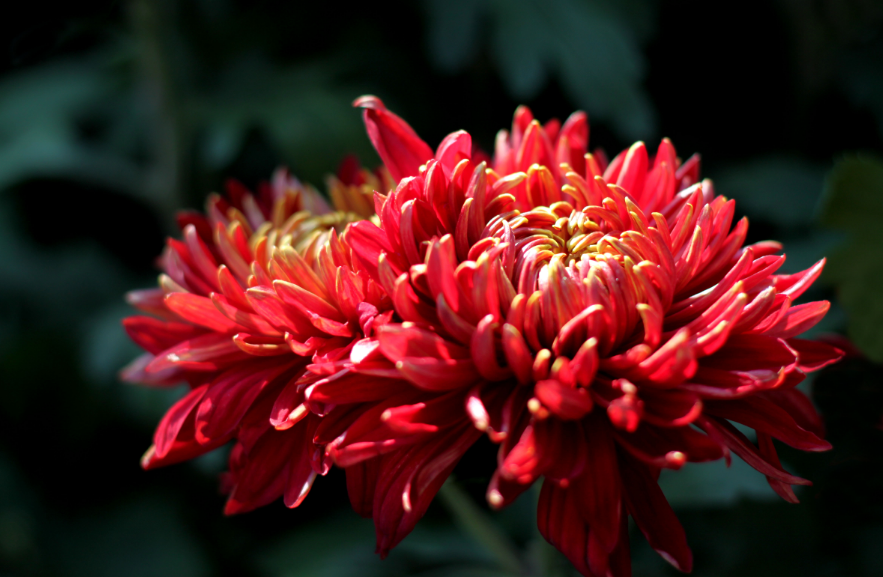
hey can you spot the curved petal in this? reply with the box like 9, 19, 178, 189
354, 95, 434, 182
372, 424, 482, 557
620, 452, 693, 572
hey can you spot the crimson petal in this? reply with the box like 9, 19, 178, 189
354, 95, 434, 182
620, 452, 693, 572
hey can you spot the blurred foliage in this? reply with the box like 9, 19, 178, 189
424, 0, 656, 139
257, 514, 504, 577
715, 158, 827, 232
0, 0, 882, 576
52, 497, 210, 577
821, 155, 883, 361
0, 57, 143, 199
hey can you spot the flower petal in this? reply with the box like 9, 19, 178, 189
354, 95, 434, 182
620, 452, 693, 572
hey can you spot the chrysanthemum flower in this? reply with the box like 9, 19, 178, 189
122, 163, 388, 514
122, 95, 842, 577
322, 97, 844, 575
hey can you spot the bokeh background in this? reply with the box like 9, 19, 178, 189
2, 1, 883, 576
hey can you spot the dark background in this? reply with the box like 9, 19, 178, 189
1, 1, 883, 576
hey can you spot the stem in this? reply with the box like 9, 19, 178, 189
438, 479, 523, 575
525, 482, 567, 577
128, 0, 188, 228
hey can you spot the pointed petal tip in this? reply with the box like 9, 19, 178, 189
812, 440, 833, 452
487, 489, 505, 510
140, 445, 157, 470
353, 95, 384, 109
223, 499, 244, 516
658, 549, 693, 573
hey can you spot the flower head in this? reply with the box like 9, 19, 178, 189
331, 96, 843, 574
123, 95, 843, 577
122, 164, 384, 514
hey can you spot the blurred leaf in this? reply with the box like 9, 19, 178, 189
257, 512, 503, 577
487, 0, 549, 99
192, 56, 376, 185
820, 155, 883, 361
820, 155, 883, 230
0, 56, 146, 202
630, 499, 821, 577
117, 382, 191, 431
770, 231, 843, 276
81, 304, 143, 386
52, 497, 209, 577
0, 60, 101, 133
840, 42, 883, 139
255, 514, 393, 577
437, 480, 522, 574
81, 303, 193, 432
592, 0, 657, 44
857, 527, 883, 575
0, 200, 131, 328
0, 452, 40, 570
824, 236, 883, 362
189, 444, 230, 476
489, 483, 540, 547
535, 0, 654, 139
659, 457, 777, 508
394, 526, 504, 573
424, 0, 485, 74
714, 158, 827, 230
424, 0, 655, 139
407, 569, 517, 577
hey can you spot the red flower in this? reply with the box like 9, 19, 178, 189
122, 165, 386, 514
122, 95, 843, 577
325, 96, 843, 574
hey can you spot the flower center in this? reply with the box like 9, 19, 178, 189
488, 198, 671, 359
254, 210, 365, 261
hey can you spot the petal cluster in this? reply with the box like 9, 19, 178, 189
122, 165, 388, 513
123, 96, 843, 577
342, 97, 841, 573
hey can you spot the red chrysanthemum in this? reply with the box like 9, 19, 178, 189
317, 96, 842, 574
122, 163, 390, 514
123, 95, 843, 577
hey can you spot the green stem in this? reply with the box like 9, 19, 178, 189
438, 479, 523, 575
525, 482, 566, 577
128, 0, 188, 228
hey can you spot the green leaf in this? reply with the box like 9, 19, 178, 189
0, 451, 40, 568
81, 304, 194, 432
823, 234, 883, 361
81, 304, 143, 386
541, 0, 654, 140
489, 0, 550, 99
256, 514, 381, 577
437, 480, 522, 574
0, 56, 147, 203
713, 158, 827, 230
769, 231, 843, 276
424, 0, 656, 139
820, 155, 883, 230
191, 56, 377, 186
424, 0, 486, 74
840, 47, 883, 139
256, 513, 502, 577
0, 58, 106, 135
51, 497, 210, 577
658, 458, 778, 508
819, 154, 883, 361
